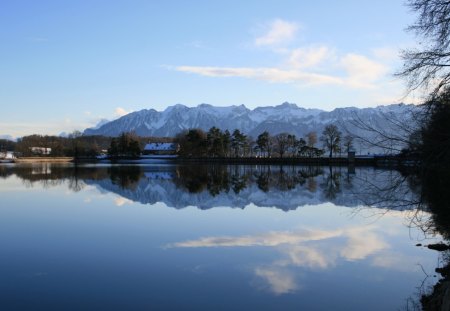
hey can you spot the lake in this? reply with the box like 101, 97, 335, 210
0, 163, 444, 310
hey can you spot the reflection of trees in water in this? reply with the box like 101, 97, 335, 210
108, 166, 143, 190
252, 166, 324, 194
321, 166, 342, 200
2, 164, 111, 191
174, 165, 326, 196
174, 165, 209, 193
4, 163, 332, 196
351, 168, 422, 211
174, 165, 251, 195
415, 169, 450, 311
353, 166, 450, 311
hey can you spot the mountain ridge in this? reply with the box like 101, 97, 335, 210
84, 102, 417, 141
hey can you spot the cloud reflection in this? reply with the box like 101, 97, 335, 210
167, 228, 341, 248
168, 225, 390, 295
114, 197, 133, 206
254, 267, 299, 295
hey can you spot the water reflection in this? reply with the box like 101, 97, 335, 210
167, 223, 396, 295
0, 163, 448, 310
0, 164, 422, 211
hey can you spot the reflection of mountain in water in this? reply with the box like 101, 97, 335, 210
0, 163, 419, 211
89, 166, 419, 211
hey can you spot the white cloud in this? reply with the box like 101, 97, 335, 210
175, 52, 391, 89
114, 107, 133, 117
340, 53, 389, 88
288, 46, 335, 69
255, 19, 299, 47
176, 66, 343, 86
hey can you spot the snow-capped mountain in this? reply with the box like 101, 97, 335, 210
83, 102, 421, 152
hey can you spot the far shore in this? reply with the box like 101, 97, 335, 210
14, 157, 74, 163
5, 155, 419, 169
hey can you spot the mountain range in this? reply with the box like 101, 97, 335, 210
84, 102, 420, 152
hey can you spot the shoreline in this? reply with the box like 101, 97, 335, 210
13, 157, 74, 163
6, 155, 419, 168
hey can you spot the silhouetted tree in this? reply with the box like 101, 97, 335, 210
419, 90, 450, 167
274, 133, 290, 158
176, 129, 207, 157
321, 124, 342, 158
231, 129, 246, 157
108, 132, 141, 158
343, 134, 354, 153
207, 127, 225, 157
306, 131, 317, 148
223, 130, 231, 157
256, 131, 270, 157
398, 0, 450, 96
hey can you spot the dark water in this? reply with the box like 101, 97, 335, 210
0, 163, 444, 310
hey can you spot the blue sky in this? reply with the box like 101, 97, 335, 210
0, 0, 418, 137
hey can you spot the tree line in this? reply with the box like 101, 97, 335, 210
4, 125, 354, 159
175, 124, 353, 158
9, 132, 172, 158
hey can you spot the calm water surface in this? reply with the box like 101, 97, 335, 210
0, 163, 443, 310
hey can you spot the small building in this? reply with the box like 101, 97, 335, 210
30, 147, 52, 155
143, 142, 179, 155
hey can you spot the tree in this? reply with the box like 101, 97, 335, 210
398, 0, 450, 168
343, 135, 354, 153
231, 129, 246, 157
108, 132, 141, 158
321, 124, 342, 158
256, 131, 270, 157
69, 131, 82, 159
274, 133, 290, 158
295, 137, 306, 157
287, 134, 297, 157
176, 129, 207, 157
306, 132, 317, 148
418, 89, 450, 166
397, 0, 450, 96
207, 127, 224, 157
223, 130, 231, 157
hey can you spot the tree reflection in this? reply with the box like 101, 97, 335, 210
352, 166, 450, 310
108, 166, 143, 190
415, 168, 450, 310
321, 166, 342, 200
